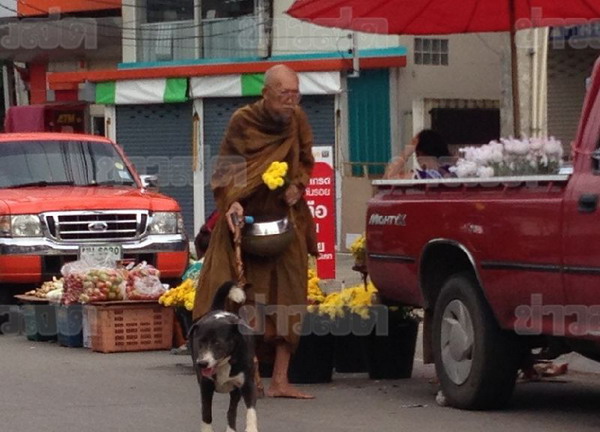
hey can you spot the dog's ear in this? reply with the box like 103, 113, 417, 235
187, 318, 201, 340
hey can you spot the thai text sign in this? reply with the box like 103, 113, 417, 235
307, 146, 335, 279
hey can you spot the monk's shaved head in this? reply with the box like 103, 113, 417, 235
262, 64, 301, 123
264, 64, 299, 89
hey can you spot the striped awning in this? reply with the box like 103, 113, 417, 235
190, 71, 341, 98
94, 71, 341, 104
95, 78, 188, 105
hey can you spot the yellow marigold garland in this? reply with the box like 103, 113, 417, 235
262, 161, 288, 190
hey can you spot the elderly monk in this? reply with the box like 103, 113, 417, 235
193, 64, 318, 399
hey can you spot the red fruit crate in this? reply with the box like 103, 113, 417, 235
86, 301, 174, 353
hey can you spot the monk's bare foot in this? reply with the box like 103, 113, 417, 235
266, 383, 315, 399
256, 385, 266, 399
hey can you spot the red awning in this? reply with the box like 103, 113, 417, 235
286, 0, 600, 35
4, 105, 46, 133
4, 104, 86, 133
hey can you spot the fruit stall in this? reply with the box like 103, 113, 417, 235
13, 257, 200, 353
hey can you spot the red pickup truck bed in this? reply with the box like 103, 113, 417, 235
365, 58, 600, 410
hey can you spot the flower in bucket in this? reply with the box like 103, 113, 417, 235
450, 137, 564, 178
314, 282, 378, 320
159, 278, 195, 311
308, 277, 419, 322
262, 161, 288, 190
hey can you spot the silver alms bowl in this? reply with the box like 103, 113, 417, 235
242, 217, 294, 257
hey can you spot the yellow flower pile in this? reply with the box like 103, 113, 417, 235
262, 161, 288, 190
315, 282, 378, 320
161, 267, 319, 313
349, 234, 366, 262
307, 268, 325, 305
158, 278, 195, 311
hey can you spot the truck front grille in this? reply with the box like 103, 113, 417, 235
43, 211, 148, 242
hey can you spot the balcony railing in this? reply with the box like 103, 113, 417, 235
202, 14, 260, 59
139, 20, 196, 62
138, 15, 261, 62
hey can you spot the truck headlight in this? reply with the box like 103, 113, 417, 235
148, 212, 184, 235
10, 215, 43, 237
0, 216, 10, 237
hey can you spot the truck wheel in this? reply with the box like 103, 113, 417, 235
432, 272, 523, 410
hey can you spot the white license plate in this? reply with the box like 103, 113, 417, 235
79, 245, 123, 265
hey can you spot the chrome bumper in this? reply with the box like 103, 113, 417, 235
0, 234, 188, 256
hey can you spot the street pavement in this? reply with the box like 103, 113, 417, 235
1, 334, 600, 432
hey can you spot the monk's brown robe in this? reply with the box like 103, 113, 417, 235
192, 99, 318, 349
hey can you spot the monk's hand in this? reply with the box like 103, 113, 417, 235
285, 184, 302, 206
226, 201, 244, 233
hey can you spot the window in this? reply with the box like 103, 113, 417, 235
146, 0, 194, 23
202, 0, 254, 19
0, 141, 135, 188
414, 38, 449, 66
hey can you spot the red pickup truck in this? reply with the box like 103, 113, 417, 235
366, 59, 600, 410
0, 133, 189, 301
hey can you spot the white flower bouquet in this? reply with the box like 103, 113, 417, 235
450, 137, 564, 178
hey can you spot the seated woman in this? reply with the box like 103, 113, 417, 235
384, 129, 454, 179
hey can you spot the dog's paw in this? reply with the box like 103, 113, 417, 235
245, 407, 258, 432
201, 422, 215, 432
228, 286, 246, 304
225, 427, 236, 432
435, 390, 448, 407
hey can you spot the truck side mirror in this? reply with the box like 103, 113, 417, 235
140, 174, 159, 191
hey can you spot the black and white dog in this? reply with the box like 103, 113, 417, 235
189, 281, 258, 432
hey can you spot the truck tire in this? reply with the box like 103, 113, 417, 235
432, 272, 523, 410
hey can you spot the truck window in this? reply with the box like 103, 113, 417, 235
0, 140, 136, 188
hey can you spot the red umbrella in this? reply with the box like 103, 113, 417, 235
287, 0, 600, 136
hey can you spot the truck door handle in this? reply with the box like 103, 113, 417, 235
578, 194, 598, 213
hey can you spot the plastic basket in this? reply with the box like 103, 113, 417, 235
22, 303, 57, 342
56, 304, 84, 348
87, 302, 174, 353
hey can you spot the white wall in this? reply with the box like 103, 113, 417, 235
397, 33, 505, 148
0, 0, 17, 18
273, 0, 401, 55
122, 0, 143, 63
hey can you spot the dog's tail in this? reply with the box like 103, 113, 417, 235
211, 281, 246, 311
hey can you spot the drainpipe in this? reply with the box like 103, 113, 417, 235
195, 0, 203, 59
509, 0, 521, 137
537, 28, 549, 138
531, 29, 539, 137
266, 0, 273, 58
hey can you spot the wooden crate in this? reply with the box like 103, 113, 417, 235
86, 302, 174, 353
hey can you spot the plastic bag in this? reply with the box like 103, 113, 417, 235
182, 260, 203, 282
126, 261, 165, 300
61, 257, 126, 305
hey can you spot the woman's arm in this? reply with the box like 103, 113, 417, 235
383, 140, 417, 179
